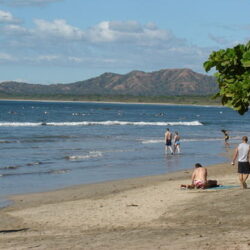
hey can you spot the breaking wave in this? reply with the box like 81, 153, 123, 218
141, 138, 224, 144
141, 139, 164, 144
0, 120, 203, 127
65, 151, 103, 160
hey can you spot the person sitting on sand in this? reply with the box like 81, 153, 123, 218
181, 163, 218, 189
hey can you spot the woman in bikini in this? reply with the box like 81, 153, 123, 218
221, 129, 229, 147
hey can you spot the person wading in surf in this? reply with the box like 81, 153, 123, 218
173, 131, 181, 154
165, 128, 173, 154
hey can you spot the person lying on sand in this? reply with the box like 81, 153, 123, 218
181, 163, 218, 189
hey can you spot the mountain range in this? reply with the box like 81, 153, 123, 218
0, 68, 218, 97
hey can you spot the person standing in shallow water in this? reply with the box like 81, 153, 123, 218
173, 131, 181, 154
221, 129, 230, 147
165, 128, 173, 154
231, 136, 250, 189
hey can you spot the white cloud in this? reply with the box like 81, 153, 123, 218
0, 10, 19, 23
36, 54, 60, 62
87, 21, 116, 43
86, 21, 177, 45
109, 21, 143, 33
68, 56, 83, 63
0, 18, 183, 47
0, 52, 16, 62
1, 18, 181, 46
33, 19, 85, 40
3, 24, 28, 35
0, 0, 62, 6
0, 18, 214, 74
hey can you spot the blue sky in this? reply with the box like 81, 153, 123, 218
0, 0, 249, 84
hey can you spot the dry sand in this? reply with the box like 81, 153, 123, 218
1, 160, 250, 250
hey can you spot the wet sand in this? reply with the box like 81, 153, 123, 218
1, 158, 250, 249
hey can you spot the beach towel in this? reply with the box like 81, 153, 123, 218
207, 185, 240, 190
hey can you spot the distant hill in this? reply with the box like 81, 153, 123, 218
0, 68, 218, 97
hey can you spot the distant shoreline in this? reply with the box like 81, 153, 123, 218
0, 97, 222, 108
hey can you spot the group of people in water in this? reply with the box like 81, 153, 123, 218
165, 128, 230, 155
165, 127, 250, 190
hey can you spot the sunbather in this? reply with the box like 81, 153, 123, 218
181, 163, 218, 189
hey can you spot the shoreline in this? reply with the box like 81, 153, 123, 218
2, 160, 231, 213
3, 156, 250, 249
0, 153, 229, 210
1, 143, 234, 210
0, 97, 223, 108
4, 158, 233, 208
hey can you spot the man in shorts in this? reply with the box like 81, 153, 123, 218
232, 136, 250, 189
165, 128, 173, 154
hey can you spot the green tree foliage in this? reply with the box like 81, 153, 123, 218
204, 41, 250, 115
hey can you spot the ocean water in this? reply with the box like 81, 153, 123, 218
0, 100, 250, 205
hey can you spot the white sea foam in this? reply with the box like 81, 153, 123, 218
49, 169, 70, 174
66, 151, 103, 160
141, 138, 224, 144
141, 136, 245, 144
141, 139, 164, 144
181, 138, 223, 142
0, 122, 41, 127
0, 120, 203, 127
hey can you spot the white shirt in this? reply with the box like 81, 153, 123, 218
238, 142, 250, 162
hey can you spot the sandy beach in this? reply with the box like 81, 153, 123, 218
1, 159, 250, 250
